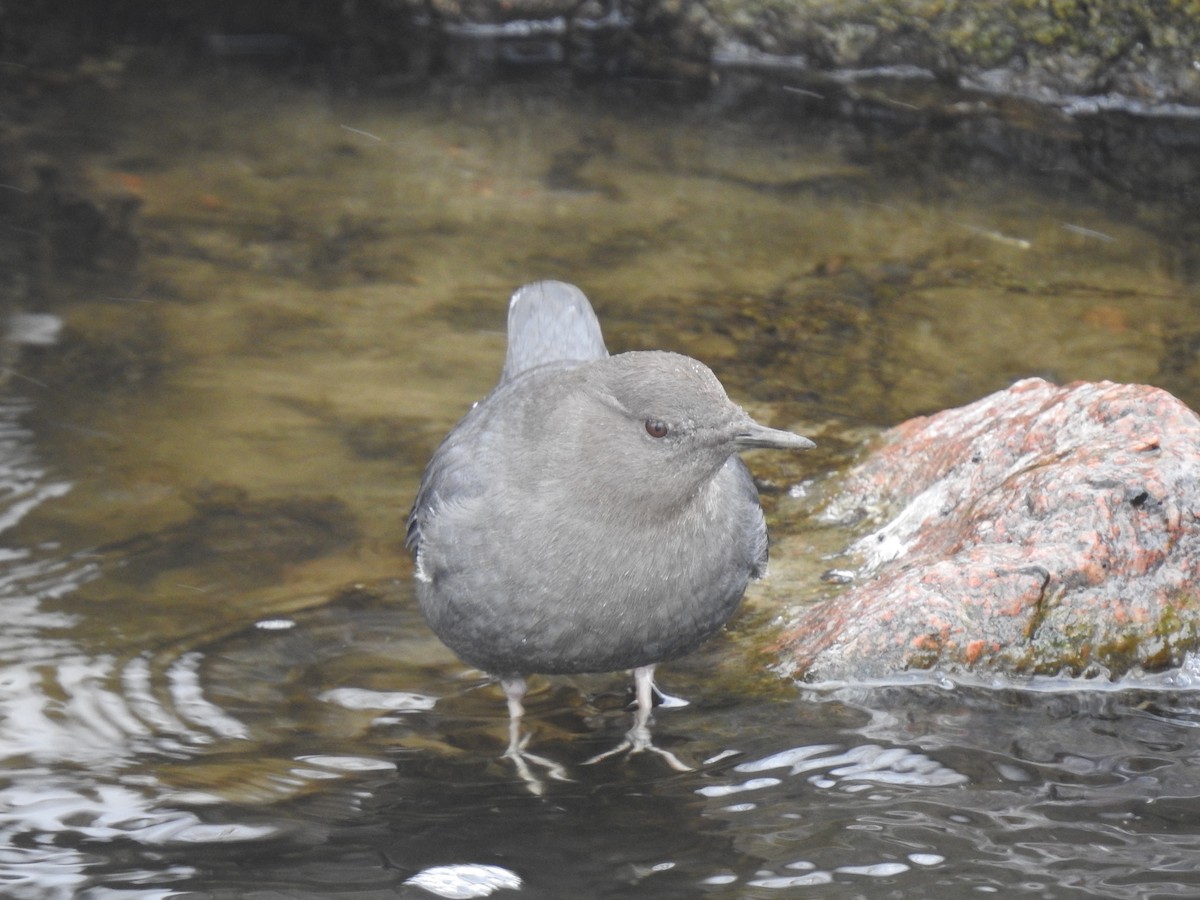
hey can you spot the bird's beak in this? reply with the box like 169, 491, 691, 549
733, 419, 816, 451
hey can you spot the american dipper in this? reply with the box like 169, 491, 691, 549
407, 281, 813, 779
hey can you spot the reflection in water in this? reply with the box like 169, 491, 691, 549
0, 396, 272, 897
0, 63, 1197, 898
731, 741, 968, 787
0, 398, 401, 897
404, 864, 523, 899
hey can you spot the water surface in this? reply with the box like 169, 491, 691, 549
2, 64, 1199, 898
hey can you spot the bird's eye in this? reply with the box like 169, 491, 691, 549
645, 419, 669, 439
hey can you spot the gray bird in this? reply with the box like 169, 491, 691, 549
407, 281, 813, 780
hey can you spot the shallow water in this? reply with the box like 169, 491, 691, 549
2, 62, 1199, 898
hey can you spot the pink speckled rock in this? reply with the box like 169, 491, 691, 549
782, 378, 1200, 680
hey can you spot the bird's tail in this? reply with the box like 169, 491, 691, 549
501, 281, 609, 382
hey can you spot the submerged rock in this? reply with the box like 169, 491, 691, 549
781, 378, 1200, 681
102, 482, 360, 587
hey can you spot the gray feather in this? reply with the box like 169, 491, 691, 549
501, 280, 608, 382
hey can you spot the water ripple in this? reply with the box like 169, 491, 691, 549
733, 741, 968, 788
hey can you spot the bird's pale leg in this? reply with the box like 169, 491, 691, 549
583, 665, 693, 771
500, 676, 571, 795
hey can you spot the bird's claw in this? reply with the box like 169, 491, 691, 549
497, 667, 692, 790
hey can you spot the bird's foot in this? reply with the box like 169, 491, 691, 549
581, 722, 693, 772
503, 729, 572, 796
582, 665, 693, 771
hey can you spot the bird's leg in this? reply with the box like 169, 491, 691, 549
500, 676, 571, 795
583, 665, 693, 772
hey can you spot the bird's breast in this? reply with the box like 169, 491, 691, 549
416, 461, 764, 675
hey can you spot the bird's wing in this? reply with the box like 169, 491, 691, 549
410, 280, 603, 557
725, 456, 771, 579
406, 409, 489, 557
501, 281, 608, 383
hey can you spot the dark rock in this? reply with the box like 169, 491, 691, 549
5, 1, 1200, 112
708, 0, 1200, 112
781, 378, 1200, 680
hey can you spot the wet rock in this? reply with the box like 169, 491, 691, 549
6, 0, 1200, 113
780, 378, 1200, 680
708, 0, 1200, 111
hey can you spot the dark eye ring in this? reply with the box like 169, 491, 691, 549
645, 419, 669, 439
